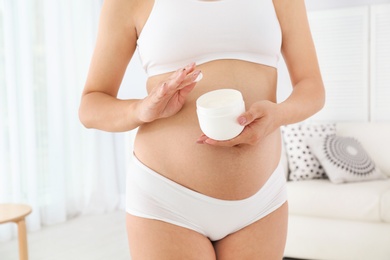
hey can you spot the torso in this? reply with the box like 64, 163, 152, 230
133, 0, 282, 200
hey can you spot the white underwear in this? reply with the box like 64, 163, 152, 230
126, 154, 287, 241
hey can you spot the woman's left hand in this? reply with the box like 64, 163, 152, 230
196, 100, 281, 147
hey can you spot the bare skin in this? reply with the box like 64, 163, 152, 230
79, 0, 325, 259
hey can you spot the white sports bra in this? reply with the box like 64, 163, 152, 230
137, 0, 282, 77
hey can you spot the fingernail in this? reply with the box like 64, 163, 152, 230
196, 134, 208, 144
185, 62, 195, 70
194, 71, 203, 82
238, 117, 246, 125
177, 68, 186, 77
196, 137, 206, 144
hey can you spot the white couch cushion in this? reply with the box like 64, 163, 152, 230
336, 123, 390, 177
382, 190, 390, 222
287, 179, 390, 223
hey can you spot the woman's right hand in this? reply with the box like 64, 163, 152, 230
137, 63, 202, 123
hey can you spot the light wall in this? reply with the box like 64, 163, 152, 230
278, 2, 390, 122
306, 0, 390, 10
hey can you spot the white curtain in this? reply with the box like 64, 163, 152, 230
0, 0, 129, 241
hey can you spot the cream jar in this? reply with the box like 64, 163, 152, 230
196, 89, 245, 141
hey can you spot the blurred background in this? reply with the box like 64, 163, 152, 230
0, 0, 389, 259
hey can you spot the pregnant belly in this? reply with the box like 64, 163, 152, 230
133, 60, 281, 199
133, 110, 282, 200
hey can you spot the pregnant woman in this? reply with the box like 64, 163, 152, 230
79, 0, 325, 259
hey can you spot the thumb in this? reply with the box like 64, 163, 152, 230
237, 110, 257, 126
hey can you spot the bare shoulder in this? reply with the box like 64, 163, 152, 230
83, 0, 144, 96
272, 0, 309, 34
99, 0, 138, 30
100, 0, 154, 35
272, 0, 321, 83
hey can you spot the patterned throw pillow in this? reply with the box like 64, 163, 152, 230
307, 135, 387, 183
281, 123, 336, 181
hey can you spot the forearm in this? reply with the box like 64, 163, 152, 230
79, 92, 144, 132
277, 78, 325, 126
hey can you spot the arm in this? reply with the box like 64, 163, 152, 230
199, 0, 325, 146
79, 0, 141, 132
79, 0, 201, 132
274, 0, 325, 125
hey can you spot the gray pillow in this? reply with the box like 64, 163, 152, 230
307, 135, 387, 183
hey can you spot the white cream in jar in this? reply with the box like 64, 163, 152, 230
196, 89, 245, 141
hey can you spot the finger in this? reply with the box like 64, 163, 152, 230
165, 68, 190, 92
175, 62, 198, 83
196, 134, 208, 144
237, 109, 259, 126
164, 70, 202, 98
193, 71, 203, 82
203, 131, 247, 147
179, 82, 197, 98
184, 62, 196, 73
178, 70, 202, 89
155, 64, 198, 101
203, 127, 257, 147
150, 83, 170, 106
158, 72, 185, 98
168, 62, 196, 80
204, 137, 242, 147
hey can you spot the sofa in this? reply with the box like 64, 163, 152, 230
280, 122, 390, 260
